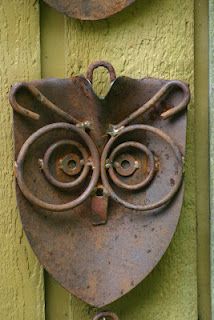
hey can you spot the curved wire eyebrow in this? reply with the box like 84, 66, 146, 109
112, 80, 190, 131
9, 82, 80, 125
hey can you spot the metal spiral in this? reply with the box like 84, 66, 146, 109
15, 123, 100, 212
42, 139, 90, 190
11, 67, 189, 214
101, 124, 183, 211
107, 141, 156, 191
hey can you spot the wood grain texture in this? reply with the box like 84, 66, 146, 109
41, 0, 198, 320
195, 1, 210, 319
210, 0, 214, 318
64, 1, 197, 319
0, 1, 45, 319
41, 0, 197, 319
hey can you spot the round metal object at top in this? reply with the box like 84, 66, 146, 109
43, 0, 136, 20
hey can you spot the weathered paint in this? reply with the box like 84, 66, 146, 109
0, 0, 210, 319
210, 0, 214, 318
0, 1, 45, 320
195, 1, 210, 319
41, 1, 198, 319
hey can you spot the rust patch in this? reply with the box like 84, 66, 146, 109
43, 0, 136, 20
9, 61, 189, 307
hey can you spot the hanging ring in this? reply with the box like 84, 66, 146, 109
86, 61, 117, 84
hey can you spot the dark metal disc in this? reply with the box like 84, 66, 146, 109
43, 0, 136, 20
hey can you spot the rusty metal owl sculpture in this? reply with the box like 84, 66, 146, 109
9, 61, 189, 307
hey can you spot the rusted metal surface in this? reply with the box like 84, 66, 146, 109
87, 61, 117, 83
101, 125, 184, 210
43, 0, 136, 20
93, 312, 119, 320
9, 61, 189, 307
91, 185, 109, 226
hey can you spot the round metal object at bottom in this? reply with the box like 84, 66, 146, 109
93, 312, 119, 320
43, 0, 136, 20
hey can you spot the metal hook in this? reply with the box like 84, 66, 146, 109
160, 80, 190, 119
9, 82, 80, 124
86, 61, 117, 84
112, 80, 190, 132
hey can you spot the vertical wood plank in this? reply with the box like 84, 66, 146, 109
43, 0, 197, 319
39, 4, 70, 319
0, 1, 45, 319
195, 1, 210, 319
210, 0, 214, 318
64, 2, 197, 319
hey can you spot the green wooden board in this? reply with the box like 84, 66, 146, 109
0, 1, 45, 320
41, 1, 198, 319
0, 0, 210, 319
210, 0, 214, 318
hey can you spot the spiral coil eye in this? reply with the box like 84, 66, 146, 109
16, 123, 183, 213
101, 124, 183, 211
42, 140, 90, 190
15, 123, 100, 212
108, 141, 156, 191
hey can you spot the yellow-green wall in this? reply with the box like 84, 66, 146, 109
0, 0, 210, 319
0, 1, 45, 320
42, 1, 197, 319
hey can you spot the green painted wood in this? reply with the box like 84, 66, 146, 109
210, 1, 214, 319
195, 1, 210, 319
64, 3, 197, 319
0, 1, 45, 319
0, 0, 210, 319
42, 1, 198, 319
